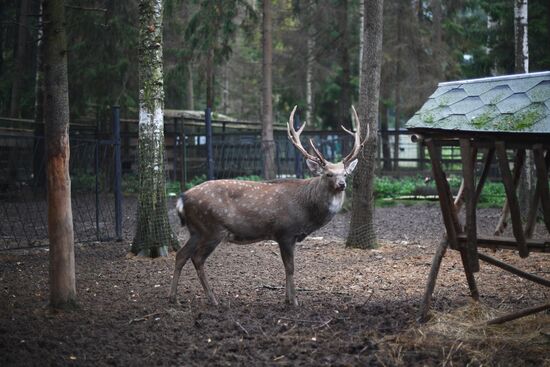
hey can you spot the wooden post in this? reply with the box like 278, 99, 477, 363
494, 149, 526, 235
460, 138, 479, 272
474, 148, 495, 204
532, 145, 550, 233
426, 139, 461, 249
418, 237, 449, 323
495, 142, 529, 258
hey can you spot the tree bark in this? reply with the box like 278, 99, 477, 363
34, 0, 46, 189
514, 0, 533, 218
261, 0, 276, 179
358, 0, 364, 93
43, 0, 76, 309
346, 0, 384, 249
306, 4, 315, 127
336, 0, 352, 130
10, 0, 30, 118
186, 63, 194, 110
132, 0, 178, 257
380, 103, 391, 170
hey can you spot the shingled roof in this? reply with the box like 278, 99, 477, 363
406, 71, 550, 134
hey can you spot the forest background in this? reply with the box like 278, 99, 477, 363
2, 0, 550, 129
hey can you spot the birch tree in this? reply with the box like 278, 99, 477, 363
132, 0, 178, 257
43, 0, 76, 308
515, 0, 532, 218
346, 0, 384, 249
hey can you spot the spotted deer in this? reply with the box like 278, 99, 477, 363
169, 106, 367, 306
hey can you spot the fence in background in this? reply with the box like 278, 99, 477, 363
0, 108, 498, 250
0, 108, 122, 251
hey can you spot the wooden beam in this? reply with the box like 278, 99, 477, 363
426, 139, 461, 249
418, 237, 449, 323
474, 148, 495, 204
457, 234, 549, 252
460, 138, 479, 272
494, 149, 525, 236
525, 147, 550, 238
495, 143, 529, 258
487, 303, 550, 325
478, 252, 550, 287
533, 145, 550, 233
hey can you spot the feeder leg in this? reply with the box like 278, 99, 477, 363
418, 237, 449, 323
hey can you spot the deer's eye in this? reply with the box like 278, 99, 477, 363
326, 173, 334, 178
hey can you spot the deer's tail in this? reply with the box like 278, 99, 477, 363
176, 194, 186, 226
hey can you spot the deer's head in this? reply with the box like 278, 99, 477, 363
287, 105, 367, 192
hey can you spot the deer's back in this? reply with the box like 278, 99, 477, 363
184, 179, 328, 242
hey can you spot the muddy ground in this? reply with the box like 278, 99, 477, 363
1, 203, 549, 366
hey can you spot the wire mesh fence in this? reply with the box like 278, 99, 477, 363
0, 110, 508, 251
0, 133, 119, 251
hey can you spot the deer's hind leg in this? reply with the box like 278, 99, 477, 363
169, 233, 200, 303
192, 237, 223, 306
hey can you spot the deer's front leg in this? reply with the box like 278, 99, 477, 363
278, 239, 298, 306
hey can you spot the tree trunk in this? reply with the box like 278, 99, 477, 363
358, 0, 364, 93
43, 0, 76, 309
261, 0, 276, 180
393, 1, 404, 171
132, 0, 178, 257
186, 63, 194, 110
206, 48, 214, 108
431, 0, 443, 80
380, 103, 391, 170
346, 0, 384, 249
336, 0, 352, 130
306, 5, 315, 127
10, 0, 30, 118
515, 0, 533, 218
34, 0, 46, 189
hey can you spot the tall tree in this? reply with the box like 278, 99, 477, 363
132, 0, 178, 257
43, 0, 76, 309
515, 0, 533, 217
262, 0, 276, 179
336, 0, 352, 129
347, 0, 384, 249
9, 0, 30, 117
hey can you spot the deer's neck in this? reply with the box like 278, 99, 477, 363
302, 177, 345, 217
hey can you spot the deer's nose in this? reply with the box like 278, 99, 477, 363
337, 182, 346, 191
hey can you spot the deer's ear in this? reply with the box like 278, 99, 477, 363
306, 159, 324, 176
345, 159, 358, 174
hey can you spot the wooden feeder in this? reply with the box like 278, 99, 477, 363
406, 71, 550, 323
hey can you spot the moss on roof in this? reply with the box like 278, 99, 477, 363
406, 72, 550, 133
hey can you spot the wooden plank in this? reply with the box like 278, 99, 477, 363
457, 234, 549, 252
487, 303, 550, 325
474, 148, 495, 204
495, 142, 529, 258
459, 249, 479, 300
533, 145, 550, 233
460, 138, 479, 272
426, 138, 460, 249
478, 252, 550, 287
418, 237, 449, 323
494, 149, 525, 236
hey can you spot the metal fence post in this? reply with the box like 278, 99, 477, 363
205, 107, 215, 180
113, 105, 122, 241
293, 114, 303, 178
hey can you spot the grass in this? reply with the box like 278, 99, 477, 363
378, 302, 550, 366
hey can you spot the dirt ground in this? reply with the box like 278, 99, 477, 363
1, 203, 549, 366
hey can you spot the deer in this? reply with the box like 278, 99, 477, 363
169, 105, 367, 306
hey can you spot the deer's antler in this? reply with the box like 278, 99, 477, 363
342, 105, 368, 165
287, 105, 328, 165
